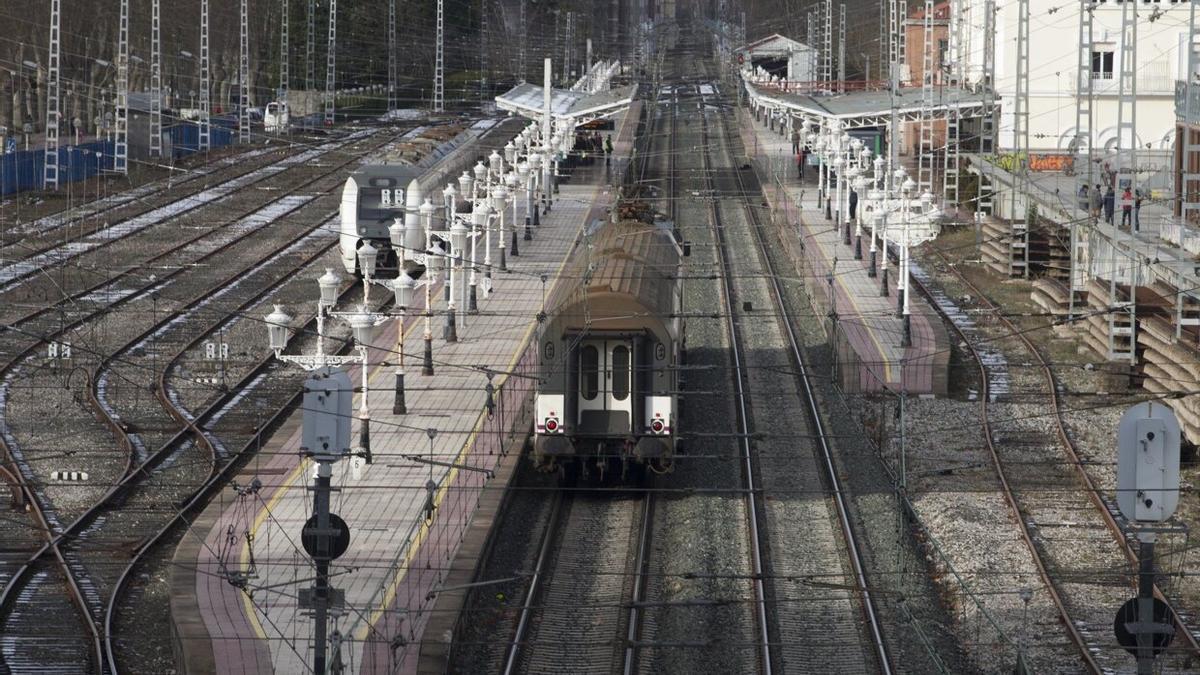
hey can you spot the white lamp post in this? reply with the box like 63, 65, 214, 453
899, 177, 916, 347
391, 272, 414, 413
526, 152, 541, 234
420, 198, 438, 375
467, 201, 483, 314
493, 183, 510, 274
266, 269, 385, 463
446, 216, 467, 341
832, 154, 845, 230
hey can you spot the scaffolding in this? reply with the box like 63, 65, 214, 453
388, 0, 396, 111
519, 0, 527, 81
281, 0, 289, 106
977, 0, 997, 216
821, 0, 832, 86
1183, 2, 1200, 224
43, 0, 61, 189
917, 0, 935, 198
238, 0, 250, 144
150, 0, 162, 158
479, 0, 488, 101
1070, 0, 1096, 321
942, 0, 963, 207
434, 0, 445, 112
837, 4, 846, 94
199, 0, 211, 151
325, 0, 337, 125
879, 0, 888, 81
306, 0, 315, 96
115, 0, 129, 174
1009, 0, 1030, 278
1108, 0, 1138, 363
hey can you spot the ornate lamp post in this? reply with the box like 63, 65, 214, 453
493, 182, 510, 274
265, 267, 386, 462
526, 152, 541, 233
446, 214, 467, 341
419, 198, 439, 375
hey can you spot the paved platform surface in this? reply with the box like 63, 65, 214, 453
739, 108, 949, 395
171, 105, 639, 674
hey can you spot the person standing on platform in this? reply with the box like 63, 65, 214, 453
1120, 186, 1133, 229
792, 127, 801, 155
1089, 184, 1102, 219
1104, 186, 1115, 225
1134, 187, 1143, 231
604, 135, 613, 166
797, 147, 806, 179
849, 187, 858, 220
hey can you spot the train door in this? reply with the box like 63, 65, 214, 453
577, 339, 633, 433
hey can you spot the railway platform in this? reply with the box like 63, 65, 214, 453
737, 107, 950, 396
168, 103, 640, 675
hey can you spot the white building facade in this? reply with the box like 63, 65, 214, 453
955, 0, 1198, 153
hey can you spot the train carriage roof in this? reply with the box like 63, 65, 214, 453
548, 219, 681, 335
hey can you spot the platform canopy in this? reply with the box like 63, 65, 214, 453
745, 81, 991, 130
495, 83, 637, 125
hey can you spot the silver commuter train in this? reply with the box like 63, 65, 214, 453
338, 118, 527, 278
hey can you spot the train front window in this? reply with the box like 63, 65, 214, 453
611, 345, 629, 401
581, 345, 599, 400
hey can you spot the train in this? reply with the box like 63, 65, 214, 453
338, 118, 526, 278
533, 218, 685, 479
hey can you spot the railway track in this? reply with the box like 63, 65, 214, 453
0, 143, 284, 253
0, 128, 383, 304
502, 488, 651, 675
909, 247, 1200, 671
0, 127, 412, 672
695, 74, 892, 672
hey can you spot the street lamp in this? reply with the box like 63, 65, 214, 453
265, 269, 384, 463
419, 198, 438, 375
389, 217, 406, 268
446, 215, 468, 342
497, 177, 513, 271
899, 177, 916, 348
525, 153, 540, 235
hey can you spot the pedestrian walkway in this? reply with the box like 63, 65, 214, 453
170, 104, 640, 675
971, 155, 1200, 294
738, 108, 949, 395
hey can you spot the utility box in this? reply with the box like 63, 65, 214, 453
301, 367, 354, 463
1117, 402, 1181, 523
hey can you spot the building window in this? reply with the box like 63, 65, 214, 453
1091, 49, 1114, 80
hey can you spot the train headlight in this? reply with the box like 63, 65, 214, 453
545, 417, 560, 433
650, 418, 665, 434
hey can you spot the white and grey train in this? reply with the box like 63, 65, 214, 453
338, 118, 525, 278
534, 218, 685, 477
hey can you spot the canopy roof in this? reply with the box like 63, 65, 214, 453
746, 82, 991, 129
495, 83, 637, 124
